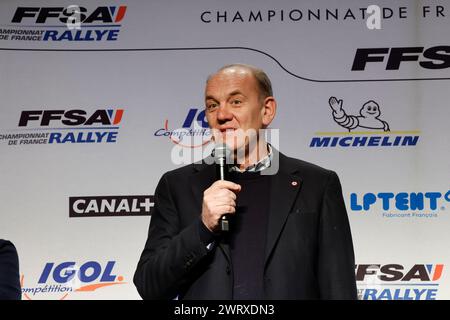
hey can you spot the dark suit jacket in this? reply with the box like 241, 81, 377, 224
0, 239, 21, 300
134, 151, 357, 300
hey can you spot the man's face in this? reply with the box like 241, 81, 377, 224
204, 67, 273, 152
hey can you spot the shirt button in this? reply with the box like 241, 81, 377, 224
226, 266, 231, 275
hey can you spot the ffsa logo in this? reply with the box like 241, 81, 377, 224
17, 109, 124, 144
356, 264, 444, 300
12, 6, 127, 24
19, 109, 124, 127
9, 5, 127, 42
155, 108, 212, 148
21, 260, 125, 300
352, 46, 450, 71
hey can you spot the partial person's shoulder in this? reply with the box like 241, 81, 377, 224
0, 239, 18, 254
0, 239, 13, 249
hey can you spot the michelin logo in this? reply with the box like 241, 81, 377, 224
329, 97, 390, 132
309, 96, 419, 148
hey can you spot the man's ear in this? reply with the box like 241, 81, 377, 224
261, 96, 277, 127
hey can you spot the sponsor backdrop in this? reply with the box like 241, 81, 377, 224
0, 0, 449, 300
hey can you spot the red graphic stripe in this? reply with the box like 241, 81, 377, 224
115, 6, 127, 23
433, 264, 444, 281
113, 109, 124, 125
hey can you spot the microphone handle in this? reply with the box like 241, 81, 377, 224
218, 159, 230, 232
220, 215, 230, 232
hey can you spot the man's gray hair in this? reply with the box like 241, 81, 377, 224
207, 63, 273, 99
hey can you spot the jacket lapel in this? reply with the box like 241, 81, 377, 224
264, 152, 302, 267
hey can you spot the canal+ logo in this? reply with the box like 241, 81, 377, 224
8, 109, 124, 145
21, 260, 125, 300
155, 108, 212, 148
350, 190, 450, 218
356, 264, 444, 300
8, 5, 127, 42
310, 96, 420, 148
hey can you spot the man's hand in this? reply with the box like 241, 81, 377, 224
202, 180, 241, 232
329, 96, 345, 117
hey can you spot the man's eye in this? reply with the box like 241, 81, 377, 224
206, 103, 217, 110
232, 100, 241, 105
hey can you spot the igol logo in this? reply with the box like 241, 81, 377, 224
154, 108, 212, 148
3, 5, 127, 42
0, 109, 124, 145
310, 96, 420, 148
21, 260, 125, 300
356, 264, 444, 300
350, 190, 450, 218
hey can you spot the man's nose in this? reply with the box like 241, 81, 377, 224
216, 104, 233, 123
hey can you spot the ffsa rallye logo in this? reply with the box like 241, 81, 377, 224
356, 264, 444, 300
1, 109, 124, 146
4, 5, 127, 42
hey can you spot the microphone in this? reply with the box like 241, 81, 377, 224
214, 143, 232, 232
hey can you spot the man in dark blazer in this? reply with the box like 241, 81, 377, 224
134, 64, 357, 300
0, 239, 21, 300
